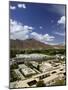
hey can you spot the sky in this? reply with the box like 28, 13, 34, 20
9, 1, 66, 45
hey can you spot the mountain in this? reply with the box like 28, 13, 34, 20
53, 45, 65, 49
10, 39, 65, 50
10, 39, 53, 49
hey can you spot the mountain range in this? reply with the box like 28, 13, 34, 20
10, 39, 65, 50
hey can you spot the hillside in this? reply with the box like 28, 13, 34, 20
10, 39, 53, 49
10, 39, 65, 50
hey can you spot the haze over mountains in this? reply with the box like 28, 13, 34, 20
10, 39, 65, 50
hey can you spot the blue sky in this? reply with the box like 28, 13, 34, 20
9, 1, 66, 45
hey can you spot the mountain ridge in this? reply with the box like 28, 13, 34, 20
10, 39, 65, 49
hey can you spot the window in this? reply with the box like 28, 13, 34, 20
51, 71, 56, 74
27, 80, 37, 86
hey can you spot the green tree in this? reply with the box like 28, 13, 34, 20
10, 63, 18, 70
54, 79, 66, 86
36, 79, 45, 87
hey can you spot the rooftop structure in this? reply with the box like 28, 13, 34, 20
14, 54, 55, 63
40, 62, 53, 72
18, 64, 36, 76
10, 55, 66, 88
30, 61, 38, 68
16, 54, 47, 60
14, 69, 25, 80
18, 64, 28, 69
16, 54, 54, 60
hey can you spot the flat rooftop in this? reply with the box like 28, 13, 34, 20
19, 64, 36, 76
16, 54, 52, 60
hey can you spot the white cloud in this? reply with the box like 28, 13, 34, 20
10, 19, 33, 40
31, 32, 42, 41
18, 4, 26, 9
54, 32, 65, 36
42, 34, 55, 41
58, 16, 65, 25
23, 25, 33, 30
31, 32, 55, 43
10, 19, 23, 33
10, 6, 16, 10
10, 19, 55, 44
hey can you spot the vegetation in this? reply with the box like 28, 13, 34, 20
54, 79, 66, 86
10, 70, 21, 82
10, 49, 65, 58
36, 79, 45, 87
10, 63, 18, 70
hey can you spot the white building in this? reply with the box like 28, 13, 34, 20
18, 64, 36, 76
15, 54, 54, 63
40, 62, 53, 72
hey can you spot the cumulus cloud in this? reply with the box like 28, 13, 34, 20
58, 16, 65, 25
10, 19, 23, 33
10, 19, 55, 44
18, 4, 26, 9
23, 25, 33, 30
31, 32, 55, 43
42, 34, 55, 41
10, 19, 33, 40
31, 32, 42, 41
10, 6, 16, 10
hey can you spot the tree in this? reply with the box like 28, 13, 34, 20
54, 79, 66, 86
37, 64, 40, 71
36, 79, 45, 87
10, 63, 18, 69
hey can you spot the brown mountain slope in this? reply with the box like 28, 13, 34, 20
53, 45, 65, 49
10, 39, 65, 50
10, 39, 53, 49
